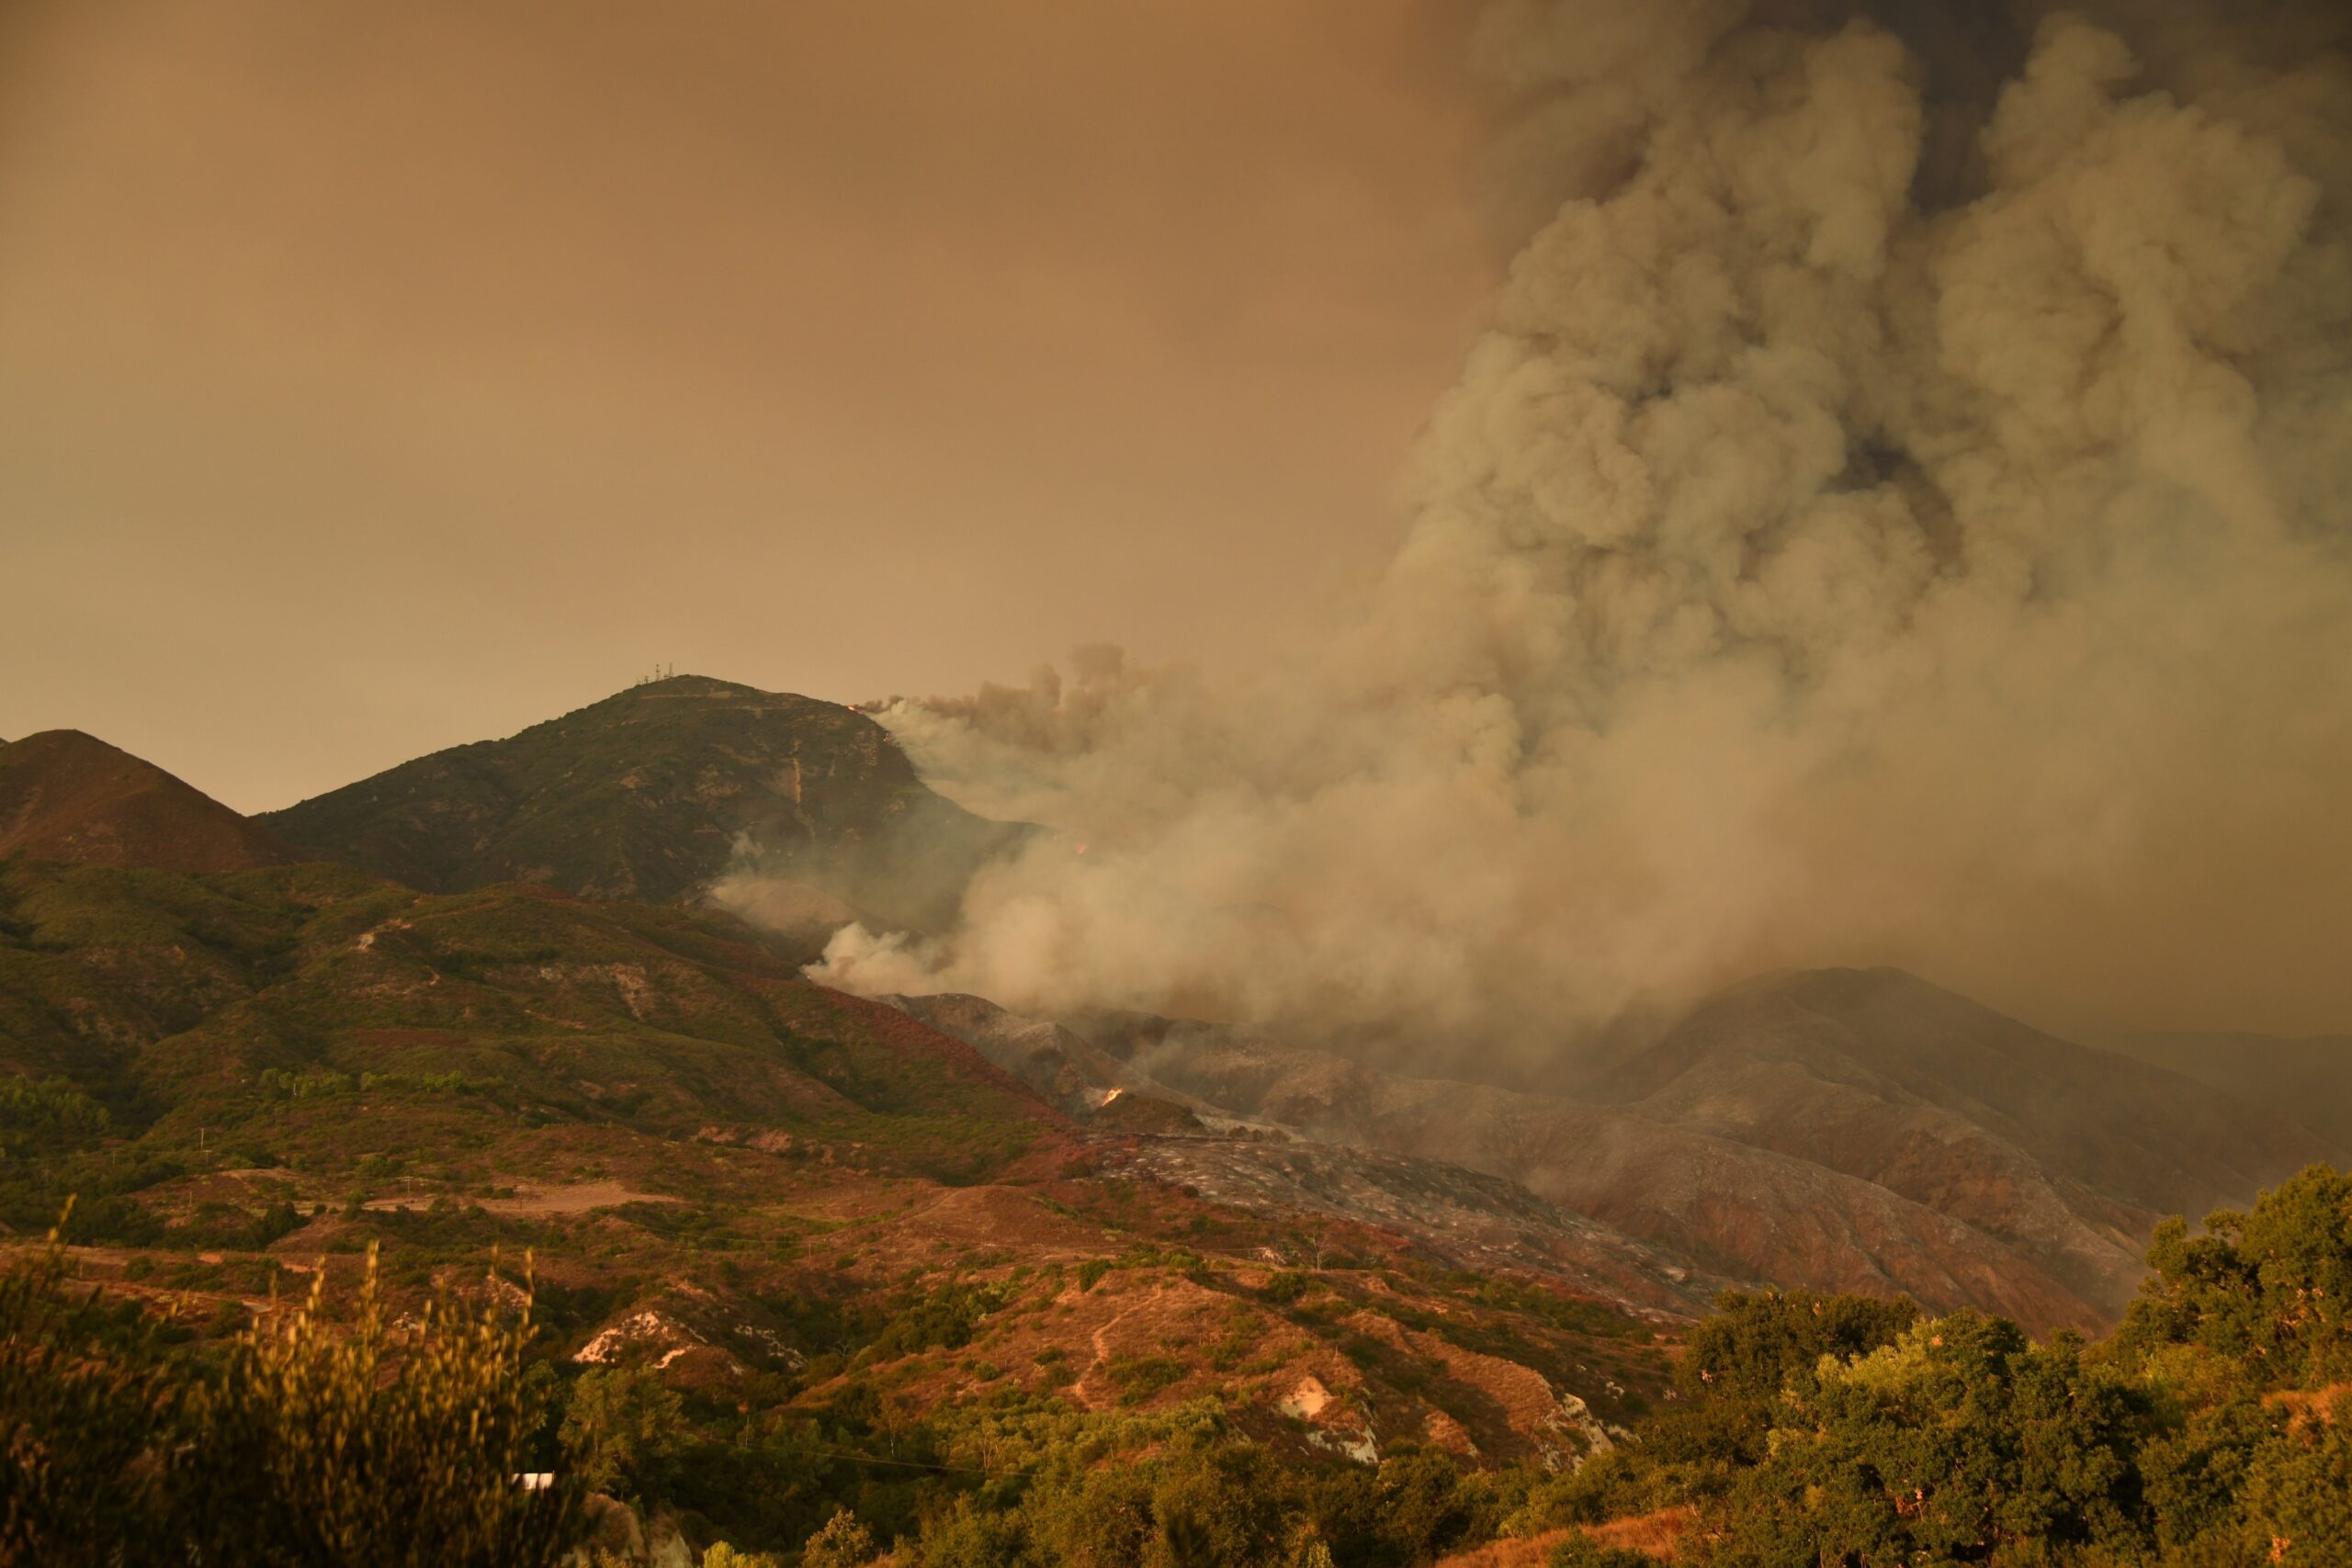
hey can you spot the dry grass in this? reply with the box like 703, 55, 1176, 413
1432, 1526, 1569, 1566
1433, 1507, 1695, 1566
2264, 1382, 2350, 1432
371, 1179, 673, 1217
1592, 1506, 1695, 1558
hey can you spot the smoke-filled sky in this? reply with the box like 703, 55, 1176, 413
775, 0, 2352, 1047
7, 0, 2348, 1048
0, 0, 1493, 809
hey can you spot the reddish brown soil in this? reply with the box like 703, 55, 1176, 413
876, 1183, 1109, 1261
363, 1179, 675, 1217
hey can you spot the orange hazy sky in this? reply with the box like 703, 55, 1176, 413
0, 0, 1496, 811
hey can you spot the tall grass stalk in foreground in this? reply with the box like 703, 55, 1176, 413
2, 1212, 586, 1566
0, 1199, 178, 1563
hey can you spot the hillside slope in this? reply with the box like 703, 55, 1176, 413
891, 991, 1219, 1122
259, 676, 1026, 931
896, 991, 1729, 1315
1576, 969, 2342, 1318
1075, 1014, 2115, 1331
0, 859, 1681, 1501
0, 860, 1052, 1167
0, 731, 301, 874
1022, 973, 2338, 1331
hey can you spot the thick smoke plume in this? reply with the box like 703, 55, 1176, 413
728, 0, 2352, 1058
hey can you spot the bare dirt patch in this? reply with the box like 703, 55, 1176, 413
369, 1179, 677, 1216
887, 1185, 1110, 1258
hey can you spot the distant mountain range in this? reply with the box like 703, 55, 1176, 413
5, 674, 2346, 1340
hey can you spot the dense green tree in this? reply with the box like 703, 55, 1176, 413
2120, 1164, 2352, 1390
912, 1495, 1028, 1568
2236, 1388, 2352, 1568
1295, 1443, 1503, 1568
1679, 1287, 1920, 1404
1150, 1440, 1308, 1567
1704, 1314, 2150, 1566
1023, 1460, 1159, 1565
1369, 1445, 1500, 1562
799, 1506, 879, 1568
0, 1076, 109, 1158
560, 1363, 691, 1504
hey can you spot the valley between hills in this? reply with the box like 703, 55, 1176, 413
4, 675, 2347, 1564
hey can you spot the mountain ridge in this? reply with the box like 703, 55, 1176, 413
258, 676, 1031, 935
0, 729, 302, 875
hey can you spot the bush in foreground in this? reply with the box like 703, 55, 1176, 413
0, 1221, 585, 1567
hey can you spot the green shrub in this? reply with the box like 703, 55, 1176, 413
1106, 1354, 1187, 1406
865, 1280, 1007, 1360
1259, 1271, 1310, 1304
0, 1075, 110, 1155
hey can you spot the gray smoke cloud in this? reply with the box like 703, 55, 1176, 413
727, 0, 2352, 1059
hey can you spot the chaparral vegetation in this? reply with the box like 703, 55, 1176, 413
6, 1167, 2349, 1566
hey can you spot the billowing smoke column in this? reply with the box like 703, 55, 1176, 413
729, 0, 2352, 1060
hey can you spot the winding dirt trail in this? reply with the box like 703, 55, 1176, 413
1072, 1294, 1149, 1412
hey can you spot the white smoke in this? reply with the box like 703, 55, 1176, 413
742, 0, 2352, 1056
